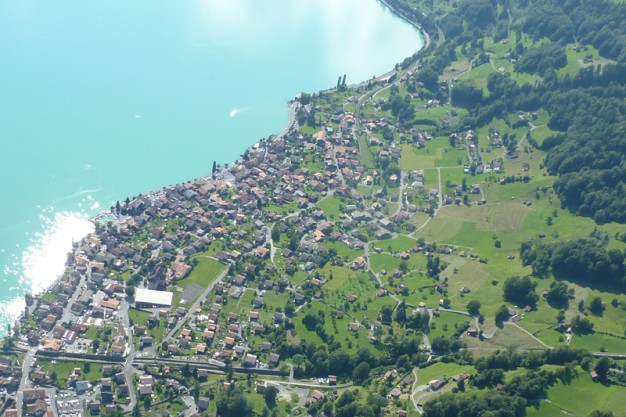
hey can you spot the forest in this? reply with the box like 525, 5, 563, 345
520, 238, 626, 288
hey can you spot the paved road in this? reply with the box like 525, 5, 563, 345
163, 267, 230, 344
16, 348, 36, 417
181, 395, 199, 416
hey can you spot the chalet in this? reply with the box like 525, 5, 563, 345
310, 390, 325, 403
294, 293, 306, 305
224, 337, 235, 348
268, 352, 280, 365
403, 375, 415, 386
255, 381, 268, 394
138, 384, 153, 396
42, 338, 63, 352
244, 354, 257, 367
198, 397, 210, 411
453, 373, 469, 382
388, 388, 401, 399
252, 323, 266, 334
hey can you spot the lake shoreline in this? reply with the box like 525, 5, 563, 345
2, 1, 428, 341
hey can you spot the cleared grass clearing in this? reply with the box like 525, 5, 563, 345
462, 323, 548, 351
437, 167, 466, 186
316, 195, 344, 219
363, 295, 396, 322
542, 370, 626, 416
179, 257, 226, 289
321, 265, 355, 291
458, 62, 496, 91
570, 333, 626, 353
38, 359, 105, 389
439, 57, 471, 82
401, 143, 437, 169
526, 400, 566, 417
435, 200, 530, 232
371, 235, 417, 253
324, 270, 378, 310
370, 253, 401, 273
414, 216, 464, 242
445, 259, 489, 299
129, 308, 168, 342
416, 362, 475, 384
259, 290, 290, 321
409, 211, 431, 228
321, 241, 362, 262
528, 124, 557, 147
428, 311, 472, 340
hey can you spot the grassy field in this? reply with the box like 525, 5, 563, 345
317, 195, 344, 220
532, 370, 626, 416
416, 362, 475, 384
38, 359, 105, 388
463, 323, 549, 353
129, 308, 168, 343
321, 241, 363, 261
182, 256, 226, 289
428, 311, 472, 340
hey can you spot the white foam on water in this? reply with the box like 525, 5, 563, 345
21, 210, 94, 295
0, 296, 27, 333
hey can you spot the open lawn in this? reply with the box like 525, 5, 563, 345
181, 256, 226, 289
440, 57, 471, 82
259, 290, 290, 322
414, 215, 464, 243
436, 200, 530, 233
129, 308, 168, 343
428, 311, 472, 340
416, 362, 475, 384
38, 359, 104, 388
370, 253, 401, 273
401, 144, 437, 169
534, 370, 626, 416
444, 259, 489, 300
372, 235, 417, 254
570, 333, 626, 354
462, 323, 549, 352
458, 62, 495, 91
321, 241, 363, 262
317, 195, 344, 220
401, 140, 465, 171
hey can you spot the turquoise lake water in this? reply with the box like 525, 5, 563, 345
0, 0, 423, 331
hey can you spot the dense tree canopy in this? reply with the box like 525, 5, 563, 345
503, 276, 539, 307
520, 239, 626, 288
423, 391, 527, 417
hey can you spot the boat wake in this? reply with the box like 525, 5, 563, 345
230, 107, 245, 118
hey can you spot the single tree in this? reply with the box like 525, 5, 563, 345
467, 300, 481, 316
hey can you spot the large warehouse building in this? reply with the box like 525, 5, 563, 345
135, 288, 174, 308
